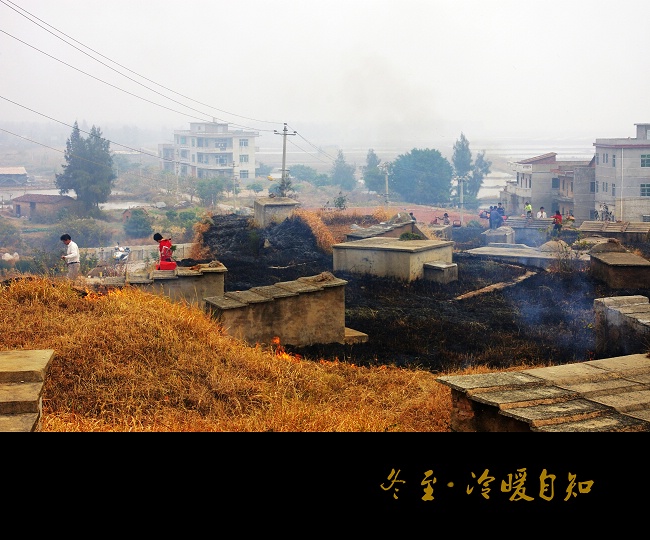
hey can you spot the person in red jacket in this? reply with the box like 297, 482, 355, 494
153, 232, 176, 269
552, 210, 563, 237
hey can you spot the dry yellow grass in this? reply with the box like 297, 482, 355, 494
1, 276, 538, 432
0, 275, 500, 432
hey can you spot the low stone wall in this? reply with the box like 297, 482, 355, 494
590, 252, 650, 289
333, 237, 454, 282
204, 272, 359, 347
594, 295, 650, 357
254, 197, 299, 227
97, 263, 227, 309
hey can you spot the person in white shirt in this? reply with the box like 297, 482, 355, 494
536, 207, 547, 219
60, 233, 80, 279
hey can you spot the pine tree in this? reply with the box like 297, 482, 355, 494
55, 122, 116, 211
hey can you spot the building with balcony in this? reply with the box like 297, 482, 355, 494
501, 153, 591, 220
158, 120, 259, 182
593, 123, 650, 222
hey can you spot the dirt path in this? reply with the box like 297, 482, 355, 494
453, 269, 538, 300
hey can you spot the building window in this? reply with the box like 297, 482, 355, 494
642, 155, 650, 167
191, 138, 195, 147
590, 182, 596, 193
180, 150, 189, 159
239, 155, 249, 163
240, 170, 249, 179
603, 153, 608, 164
180, 136, 187, 145
612, 184, 616, 196
612, 154, 616, 167
239, 139, 249, 147
180, 165, 187, 175
595, 153, 599, 165
641, 184, 650, 197
602, 181, 606, 192
552, 177, 560, 189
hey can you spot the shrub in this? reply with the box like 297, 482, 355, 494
399, 232, 423, 240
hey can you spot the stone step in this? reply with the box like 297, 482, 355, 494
0, 349, 55, 432
0, 382, 44, 414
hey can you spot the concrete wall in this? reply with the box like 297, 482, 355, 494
333, 238, 454, 281
203, 272, 348, 347
98, 263, 227, 309
254, 197, 300, 227
594, 295, 650, 357
590, 252, 650, 289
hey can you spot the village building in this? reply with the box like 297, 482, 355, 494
158, 120, 259, 184
0, 166, 29, 187
11, 194, 76, 221
501, 123, 650, 224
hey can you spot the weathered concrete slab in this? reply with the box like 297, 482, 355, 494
0, 349, 54, 383
438, 353, 650, 431
297, 273, 348, 289
0, 412, 40, 432
344, 327, 369, 344
249, 285, 298, 299
591, 252, 650, 267
522, 362, 617, 385
204, 295, 247, 310
274, 280, 322, 294
500, 398, 611, 426
470, 386, 578, 409
0, 382, 43, 414
436, 372, 543, 393
225, 290, 273, 304
534, 412, 650, 432
556, 378, 643, 397
586, 353, 650, 373
588, 389, 650, 413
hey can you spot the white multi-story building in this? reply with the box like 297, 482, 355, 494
158, 121, 259, 181
593, 123, 650, 222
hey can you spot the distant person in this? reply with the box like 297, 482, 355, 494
409, 212, 416, 222
60, 233, 80, 280
497, 202, 505, 216
524, 202, 533, 219
536, 207, 547, 219
552, 210, 563, 236
489, 208, 503, 229
442, 212, 450, 225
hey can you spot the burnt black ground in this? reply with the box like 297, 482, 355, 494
182, 214, 650, 374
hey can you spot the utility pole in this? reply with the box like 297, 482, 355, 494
381, 163, 389, 206
459, 175, 464, 226
274, 123, 296, 196
232, 162, 239, 213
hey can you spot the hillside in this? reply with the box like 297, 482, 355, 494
192, 208, 648, 372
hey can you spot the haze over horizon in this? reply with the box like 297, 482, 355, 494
1, 0, 648, 160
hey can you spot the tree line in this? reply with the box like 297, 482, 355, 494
55, 122, 491, 210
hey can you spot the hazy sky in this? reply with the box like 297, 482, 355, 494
1, 0, 648, 154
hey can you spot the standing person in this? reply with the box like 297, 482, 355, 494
489, 208, 503, 229
496, 202, 505, 216
524, 202, 533, 219
60, 233, 80, 280
536, 207, 547, 219
552, 210, 563, 236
